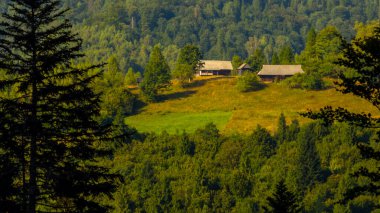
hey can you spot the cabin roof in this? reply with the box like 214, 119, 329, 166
258, 65, 304, 76
238, 63, 251, 70
200, 60, 233, 71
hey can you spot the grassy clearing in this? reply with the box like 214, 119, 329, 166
125, 111, 232, 134
126, 76, 378, 134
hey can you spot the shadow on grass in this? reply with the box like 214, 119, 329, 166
132, 98, 148, 114
240, 82, 268, 93
183, 76, 235, 88
158, 90, 197, 102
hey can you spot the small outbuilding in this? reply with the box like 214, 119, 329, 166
258, 65, 304, 82
237, 63, 252, 75
198, 60, 233, 76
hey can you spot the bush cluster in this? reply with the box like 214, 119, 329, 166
236, 72, 264, 92
282, 73, 326, 90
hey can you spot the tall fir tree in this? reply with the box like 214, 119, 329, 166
0, 0, 116, 211
265, 180, 301, 213
140, 45, 171, 102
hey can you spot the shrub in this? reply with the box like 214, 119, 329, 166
236, 72, 264, 92
282, 73, 326, 90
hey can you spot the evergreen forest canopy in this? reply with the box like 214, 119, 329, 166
1, 0, 378, 72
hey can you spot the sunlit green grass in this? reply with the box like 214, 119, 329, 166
126, 76, 378, 134
125, 111, 232, 134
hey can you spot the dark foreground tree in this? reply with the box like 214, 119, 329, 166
0, 0, 116, 212
265, 180, 300, 213
302, 24, 380, 203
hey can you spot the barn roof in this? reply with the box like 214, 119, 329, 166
258, 65, 304, 76
200, 60, 233, 71
238, 63, 251, 70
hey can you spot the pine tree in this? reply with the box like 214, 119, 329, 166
140, 45, 171, 102
0, 0, 116, 211
265, 180, 301, 213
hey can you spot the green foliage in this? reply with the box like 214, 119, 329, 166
286, 119, 300, 142
246, 49, 267, 71
0, 0, 117, 211
276, 113, 287, 144
229, 170, 252, 198
173, 45, 203, 83
302, 23, 380, 204
297, 26, 344, 77
265, 180, 301, 213
279, 45, 295, 65
249, 125, 277, 158
232, 55, 244, 75
140, 45, 171, 102
282, 73, 326, 90
177, 132, 195, 156
295, 123, 323, 193
236, 72, 264, 92
125, 67, 137, 86
0, 0, 374, 71
110, 119, 377, 211
271, 53, 280, 65
96, 56, 136, 121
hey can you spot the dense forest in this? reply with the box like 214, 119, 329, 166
0, 0, 380, 212
2, 0, 378, 72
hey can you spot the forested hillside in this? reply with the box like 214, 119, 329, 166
2, 0, 378, 72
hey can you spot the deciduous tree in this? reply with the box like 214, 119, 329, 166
302, 23, 380, 203
140, 45, 171, 102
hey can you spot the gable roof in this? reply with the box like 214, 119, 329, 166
258, 65, 304, 76
238, 63, 251, 70
200, 60, 233, 71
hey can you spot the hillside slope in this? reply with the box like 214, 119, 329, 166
125, 77, 378, 134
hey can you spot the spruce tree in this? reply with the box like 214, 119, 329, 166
265, 180, 300, 213
0, 0, 116, 211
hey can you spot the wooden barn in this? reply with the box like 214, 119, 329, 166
258, 65, 304, 82
198, 60, 233, 76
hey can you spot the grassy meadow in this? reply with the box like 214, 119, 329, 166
125, 76, 379, 134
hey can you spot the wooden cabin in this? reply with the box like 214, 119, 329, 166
198, 60, 233, 76
258, 65, 304, 82
237, 63, 252, 75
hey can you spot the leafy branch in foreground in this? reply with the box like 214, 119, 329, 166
301, 24, 380, 204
